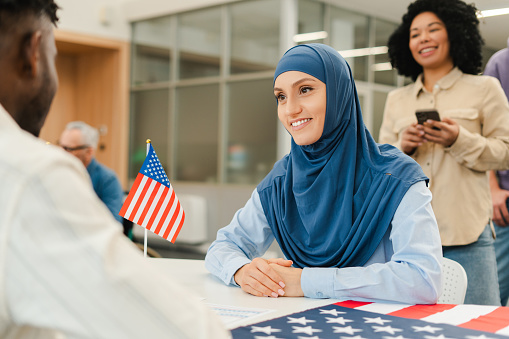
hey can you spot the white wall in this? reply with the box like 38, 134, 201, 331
56, 0, 130, 40
55, 0, 239, 45
124, 0, 239, 22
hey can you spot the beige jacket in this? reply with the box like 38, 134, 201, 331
379, 67, 509, 246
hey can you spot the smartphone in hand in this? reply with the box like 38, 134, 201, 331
416, 109, 441, 130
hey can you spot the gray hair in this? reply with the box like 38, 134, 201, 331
65, 121, 99, 149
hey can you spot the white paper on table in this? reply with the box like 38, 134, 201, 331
207, 303, 275, 326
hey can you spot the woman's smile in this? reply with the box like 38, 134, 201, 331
419, 46, 437, 57
291, 118, 312, 130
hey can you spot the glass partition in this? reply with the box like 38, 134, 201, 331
175, 84, 220, 182
329, 7, 369, 82
129, 0, 401, 185
178, 8, 221, 79
373, 90, 390, 142
230, 0, 280, 74
226, 79, 278, 184
374, 19, 398, 86
129, 89, 169, 178
131, 16, 173, 86
298, 0, 325, 38
358, 93, 366, 123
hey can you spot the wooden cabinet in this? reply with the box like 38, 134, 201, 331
40, 30, 130, 188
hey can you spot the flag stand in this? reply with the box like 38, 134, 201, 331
144, 139, 150, 258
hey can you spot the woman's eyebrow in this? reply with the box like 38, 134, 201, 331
274, 77, 317, 92
428, 21, 443, 27
411, 21, 443, 31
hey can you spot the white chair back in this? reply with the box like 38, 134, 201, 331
437, 257, 468, 304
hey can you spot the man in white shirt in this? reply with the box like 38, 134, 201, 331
0, 1, 229, 338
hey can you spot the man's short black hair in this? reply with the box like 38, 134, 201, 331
0, 0, 59, 32
388, 0, 483, 81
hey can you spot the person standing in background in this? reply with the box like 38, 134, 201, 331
379, 0, 509, 305
0, 1, 229, 337
484, 37, 509, 306
59, 121, 124, 224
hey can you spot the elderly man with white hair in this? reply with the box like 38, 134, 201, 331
59, 121, 124, 225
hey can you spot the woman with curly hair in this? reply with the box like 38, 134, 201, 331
379, 0, 509, 305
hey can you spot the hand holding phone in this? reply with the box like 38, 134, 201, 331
416, 109, 441, 130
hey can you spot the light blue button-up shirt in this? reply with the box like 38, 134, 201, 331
205, 180, 442, 304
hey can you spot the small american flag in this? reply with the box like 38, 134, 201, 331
231, 301, 509, 338
119, 144, 185, 243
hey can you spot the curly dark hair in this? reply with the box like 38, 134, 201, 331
388, 0, 483, 81
0, 0, 59, 32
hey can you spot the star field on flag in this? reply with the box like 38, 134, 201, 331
119, 143, 185, 243
231, 302, 509, 339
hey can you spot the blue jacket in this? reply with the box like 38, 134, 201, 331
87, 158, 123, 224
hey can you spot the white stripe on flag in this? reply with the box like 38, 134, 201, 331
123, 176, 149, 220
132, 179, 157, 224
421, 304, 500, 326
355, 303, 411, 315
166, 202, 184, 241
141, 183, 165, 228
149, 186, 174, 233
157, 194, 179, 238
496, 324, 509, 336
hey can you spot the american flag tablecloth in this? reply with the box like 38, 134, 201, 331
231, 300, 509, 338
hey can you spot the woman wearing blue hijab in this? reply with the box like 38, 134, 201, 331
205, 44, 442, 303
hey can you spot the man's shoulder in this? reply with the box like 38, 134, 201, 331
89, 159, 118, 179
1, 127, 85, 178
88, 159, 122, 192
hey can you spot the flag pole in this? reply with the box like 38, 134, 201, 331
144, 139, 151, 258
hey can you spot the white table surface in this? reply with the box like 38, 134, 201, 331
149, 258, 509, 337
149, 258, 342, 329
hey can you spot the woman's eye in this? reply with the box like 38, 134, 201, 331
410, 33, 419, 39
301, 86, 313, 94
276, 93, 286, 102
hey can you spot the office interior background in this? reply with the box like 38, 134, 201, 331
43, 0, 509, 257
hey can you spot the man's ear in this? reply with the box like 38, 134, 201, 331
20, 30, 42, 78
88, 146, 96, 158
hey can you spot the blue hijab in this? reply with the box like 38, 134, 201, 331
257, 44, 428, 269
